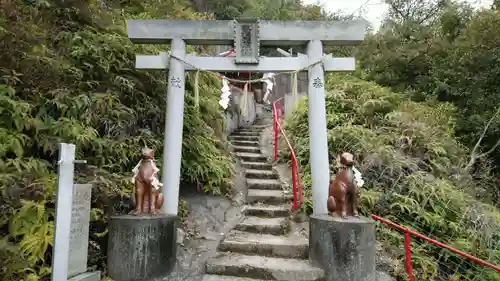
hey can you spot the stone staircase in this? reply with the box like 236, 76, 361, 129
202, 122, 325, 281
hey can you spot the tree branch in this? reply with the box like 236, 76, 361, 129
387, 0, 408, 20
465, 106, 500, 170
416, 5, 440, 24
386, 0, 443, 24
477, 138, 500, 159
416, 0, 446, 24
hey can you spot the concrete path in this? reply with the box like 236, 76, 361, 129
202, 121, 325, 281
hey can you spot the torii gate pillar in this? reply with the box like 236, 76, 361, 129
307, 40, 330, 214
162, 38, 186, 215
127, 19, 365, 216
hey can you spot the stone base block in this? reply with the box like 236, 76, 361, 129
107, 214, 179, 281
309, 214, 376, 281
68, 271, 101, 281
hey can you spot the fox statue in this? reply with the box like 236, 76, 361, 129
129, 147, 164, 215
327, 152, 364, 219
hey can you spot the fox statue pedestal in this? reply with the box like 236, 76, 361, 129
107, 215, 179, 281
309, 214, 376, 281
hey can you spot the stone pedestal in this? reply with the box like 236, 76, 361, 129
107, 215, 179, 281
309, 214, 376, 281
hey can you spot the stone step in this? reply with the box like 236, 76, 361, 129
247, 124, 271, 130
239, 125, 265, 130
219, 230, 309, 259
205, 252, 325, 281
254, 123, 272, 128
245, 169, 278, 180
244, 204, 289, 217
229, 135, 260, 141
247, 178, 281, 189
247, 189, 292, 205
231, 140, 260, 147
255, 122, 273, 127
242, 161, 273, 170
235, 152, 267, 162
233, 146, 261, 154
254, 119, 273, 125
202, 275, 267, 281
232, 130, 262, 136
235, 216, 289, 235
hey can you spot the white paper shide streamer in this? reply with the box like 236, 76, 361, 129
131, 160, 163, 190
240, 84, 250, 117
219, 77, 231, 109
353, 166, 364, 188
262, 72, 275, 104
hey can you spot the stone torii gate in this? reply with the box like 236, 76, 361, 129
127, 19, 365, 216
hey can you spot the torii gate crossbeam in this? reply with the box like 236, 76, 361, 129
127, 19, 365, 216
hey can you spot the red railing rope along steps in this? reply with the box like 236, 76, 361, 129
271, 98, 500, 281
272, 97, 303, 209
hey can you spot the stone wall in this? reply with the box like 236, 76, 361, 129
225, 86, 257, 134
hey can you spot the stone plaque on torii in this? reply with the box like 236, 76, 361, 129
127, 19, 365, 216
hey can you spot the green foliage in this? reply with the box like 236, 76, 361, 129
283, 74, 500, 280
357, 2, 500, 180
193, 0, 332, 20
0, 0, 233, 279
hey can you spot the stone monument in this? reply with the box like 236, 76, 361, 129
107, 147, 178, 281
51, 143, 100, 281
310, 152, 376, 281
68, 184, 101, 281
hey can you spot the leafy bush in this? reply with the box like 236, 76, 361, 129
0, 0, 232, 280
357, 6, 500, 177
282, 74, 500, 280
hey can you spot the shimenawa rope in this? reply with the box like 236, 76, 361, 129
167, 53, 327, 111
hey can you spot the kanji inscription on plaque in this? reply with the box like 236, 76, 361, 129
233, 20, 260, 64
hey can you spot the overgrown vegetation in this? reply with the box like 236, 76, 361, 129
283, 74, 500, 280
190, 0, 330, 21
357, 0, 500, 176
0, 0, 235, 280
